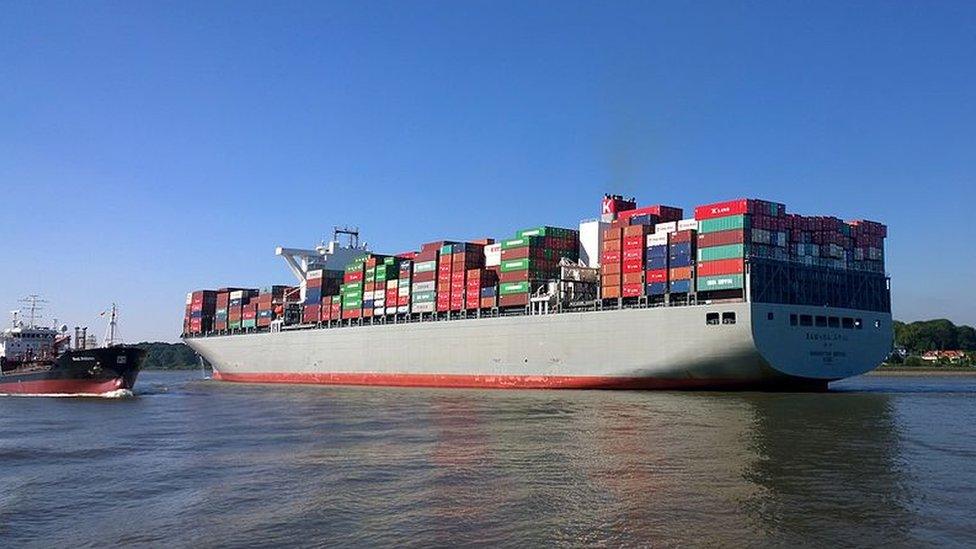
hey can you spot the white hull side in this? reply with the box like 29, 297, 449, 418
185, 302, 892, 389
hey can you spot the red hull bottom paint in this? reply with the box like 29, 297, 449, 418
0, 378, 125, 395
211, 370, 756, 390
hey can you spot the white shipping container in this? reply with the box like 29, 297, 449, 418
578, 219, 609, 268
373, 299, 385, 308
412, 302, 435, 313
387, 279, 398, 289
306, 269, 323, 280
374, 307, 385, 315
646, 233, 669, 247
412, 281, 436, 293
385, 307, 398, 315
398, 286, 411, 297
484, 244, 502, 267
677, 218, 698, 231
186, 292, 193, 305
396, 305, 410, 314
655, 222, 677, 234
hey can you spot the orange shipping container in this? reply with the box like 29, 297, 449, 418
602, 273, 621, 286
602, 262, 621, 274
623, 225, 648, 238
603, 285, 621, 299
670, 266, 693, 280
602, 227, 622, 241
622, 272, 643, 284
603, 239, 621, 252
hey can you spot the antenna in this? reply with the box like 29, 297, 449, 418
333, 226, 360, 249
18, 295, 47, 328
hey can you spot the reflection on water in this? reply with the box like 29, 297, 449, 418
1, 372, 974, 546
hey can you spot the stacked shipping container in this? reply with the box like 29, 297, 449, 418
498, 227, 579, 308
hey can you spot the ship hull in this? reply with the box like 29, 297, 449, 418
187, 303, 892, 390
0, 347, 145, 396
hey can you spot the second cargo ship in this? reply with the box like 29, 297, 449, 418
183, 195, 892, 390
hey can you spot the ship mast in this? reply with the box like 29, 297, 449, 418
104, 303, 118, 347
18, 295, 47, 328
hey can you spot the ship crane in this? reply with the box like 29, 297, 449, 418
276, 226, 370, 283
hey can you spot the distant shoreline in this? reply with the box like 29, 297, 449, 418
868, 366, 976, 376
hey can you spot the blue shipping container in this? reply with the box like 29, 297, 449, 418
670, 279, 692, 293
646, 245, 668, 257
645, 256, 668, 270
669, 255, 692, 268
480, 287, 497, 297
669, 242, 692, 257
646, 282, 668, 295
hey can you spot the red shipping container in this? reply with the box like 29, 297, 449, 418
480, 296, 496, 309
694, 199, 749, 220
344, 271, 364, 283
619, 205, 683, 223
602, 227, 622, 241
622, 259, 643, 273
622, 284, 643, 297
466, 299, 480, 310
303, 305, 321, 323
603, 239, 621, 252
362, 308, 373, 318
696, 258, 745, 277
413, 271, 436, 283
498, 293, 529, 307
698, 229, 745, 248
645, 269, 668, 283
451, 271, 465, 281
623, 235, 644, 248
602, 250, 621, 263
602, 262, 621, 274
601, 273, 621, 286
622, 248, 643, 261
670, 230, 694, 244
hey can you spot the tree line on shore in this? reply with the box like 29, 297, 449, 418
131, 342, 201, 370
890, 319, 975, 366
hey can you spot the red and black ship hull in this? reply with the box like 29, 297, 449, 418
0, 347, 145, 395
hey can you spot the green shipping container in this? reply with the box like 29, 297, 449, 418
228, 321, 241, 330
499, 281, 531, 295
341, 282, 363, 292
515, 226, 573, 238
414, 260, 437, 273
698, 214, 750, 234
440, 245, 454, 255
698, 244, 746, 262
242, 319, 257, 329
412, 291, 436, 302
500, 236, 543, 250
697, 274, 745, 291
500, 258, 530, 272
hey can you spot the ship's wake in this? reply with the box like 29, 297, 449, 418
0, 389, 134, 398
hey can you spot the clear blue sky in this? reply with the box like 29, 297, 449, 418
2, 1, 974, 342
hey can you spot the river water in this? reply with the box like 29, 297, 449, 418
1, 371, 974, 547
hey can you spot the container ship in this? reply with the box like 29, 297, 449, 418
183, 196, 892, 390
1, 299, 144, 396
